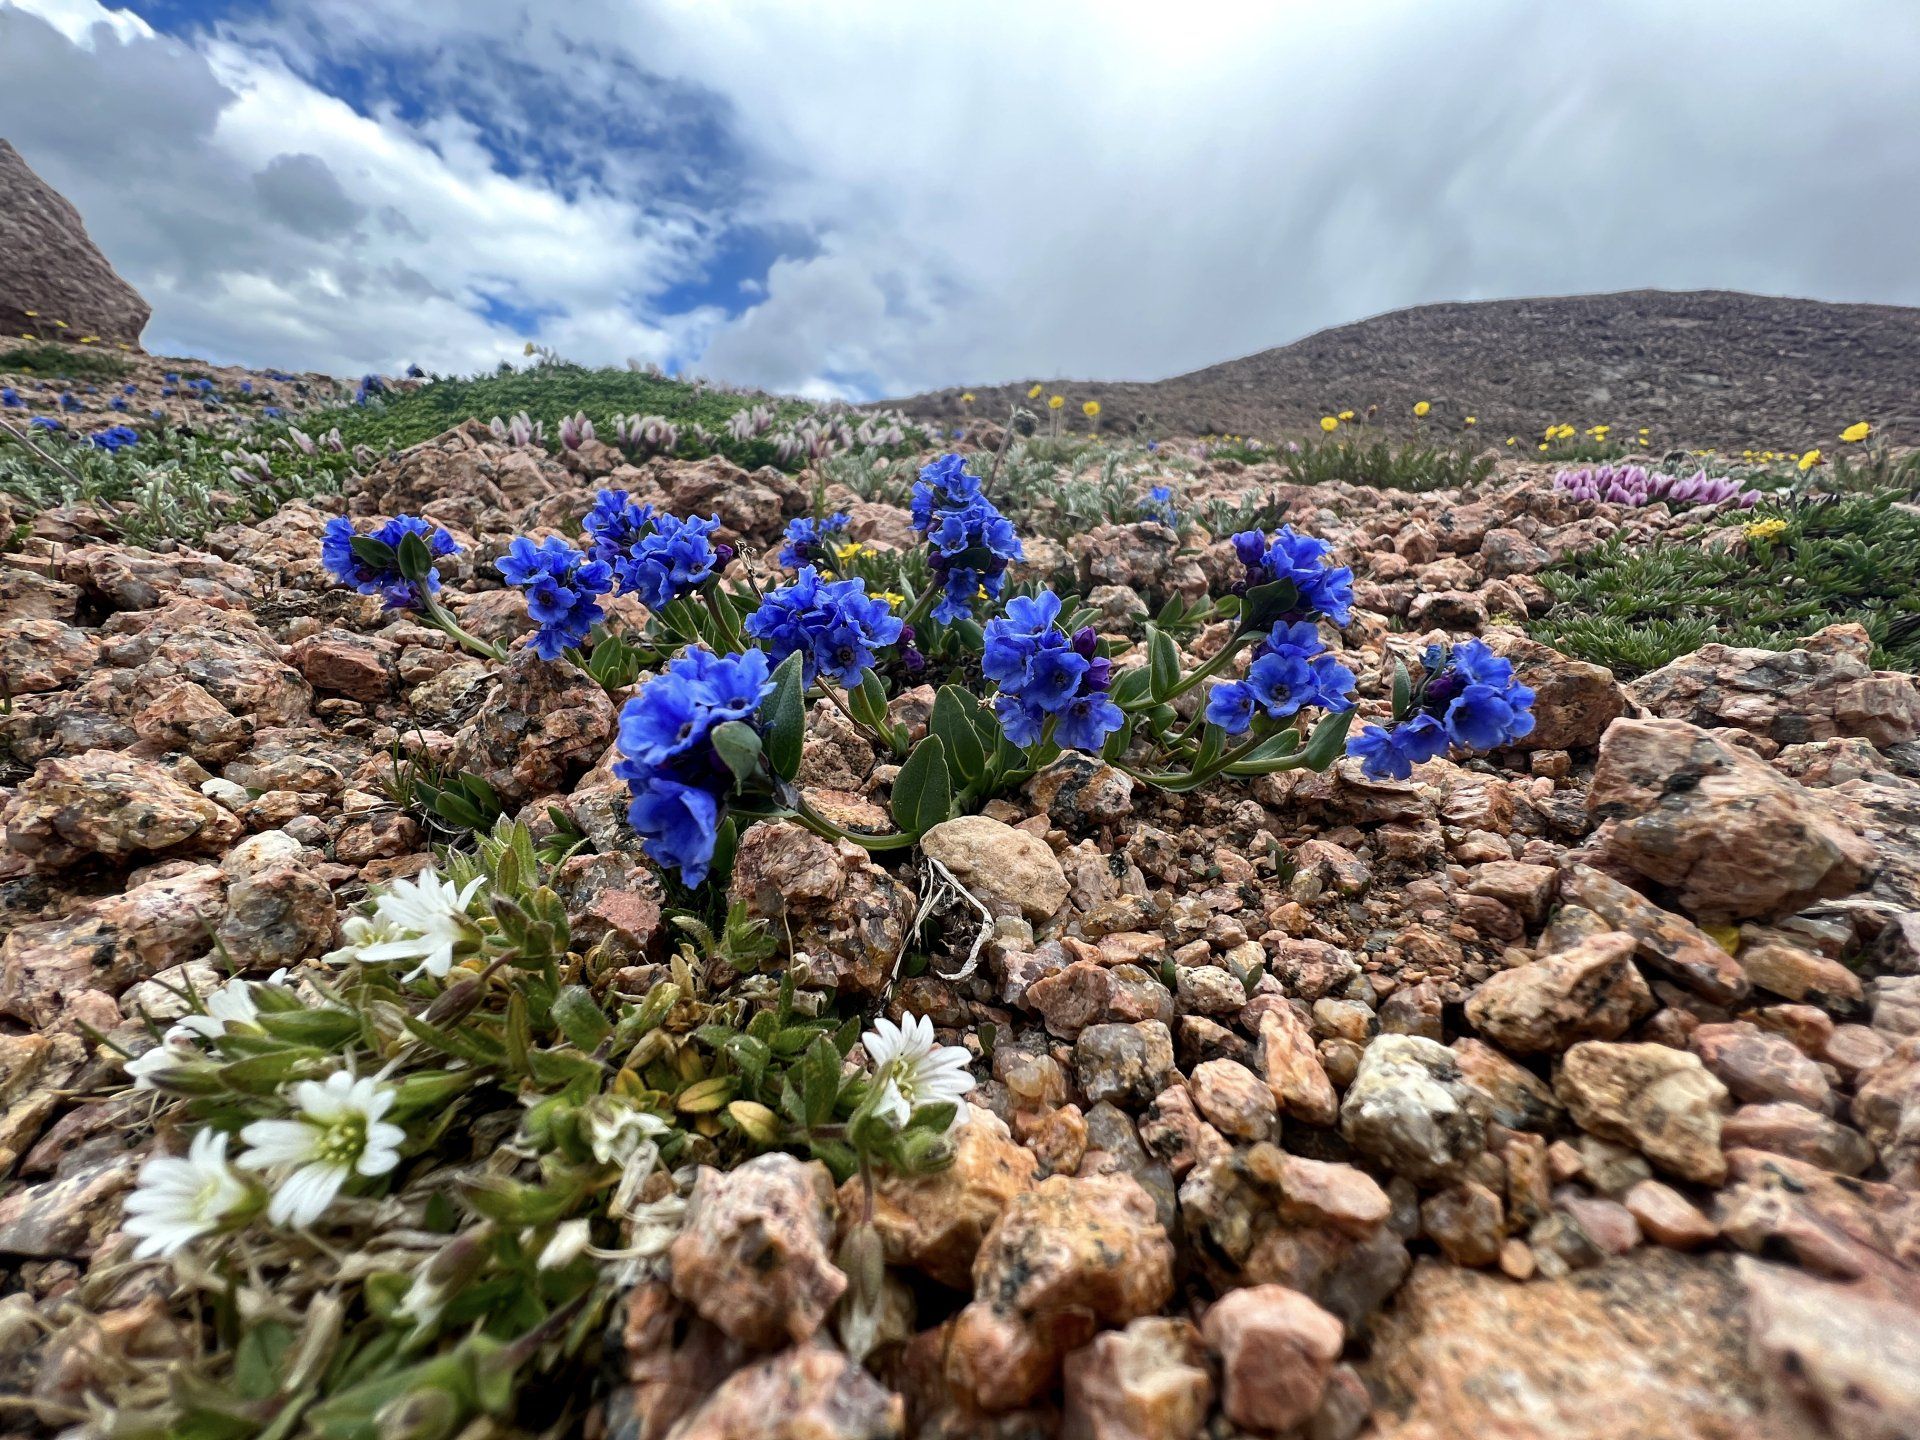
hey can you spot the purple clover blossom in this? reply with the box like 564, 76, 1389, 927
497, 535, 614, 660
744, 566, 904, 687
1346, 639, 1536, 780
777, 512, 850, 569
982, 590, 1123, 753
612, 648, 775, 886
1553, 463, 1759, 509
322, 514, 459, 610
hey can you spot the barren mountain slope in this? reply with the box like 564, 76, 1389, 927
889, 289, 1920, 448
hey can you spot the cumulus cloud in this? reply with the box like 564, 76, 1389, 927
3, 0, 1917, 395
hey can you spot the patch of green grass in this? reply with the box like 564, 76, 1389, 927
0, 342, 133, 382
1282, 438, 1495, 492
313, 362, 831, 468
1529, 490, 1920, 676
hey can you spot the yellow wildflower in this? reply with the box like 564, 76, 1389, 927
1464, 416, 1476, 425
522, 341, 536, 356
1027, 384, 1042, 399
51, 319, 67, 329
1048, 395, 1064, 410
1506, 437, 1517, 446
1797, 449, 1820, 471
1338, 410, 1355, 421
960, 392, 975, 404
833, 541, 872, 562
1412, 400, 1431, 417
1320, 416, 1339, 433
878, 592, 906, 609
1082, 400, 1101, 418
1840, 421, 1870, 443
1744, 518, 1789, 544
22, 311, 35, 318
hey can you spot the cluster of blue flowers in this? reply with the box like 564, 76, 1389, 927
1229, 525, 1355, 626
983, 590, 1125, 752
353, 374, 385, 407
911, 454, 1022, 623
613, 648, 774, 886
581, 489, 724, 610
321, 514, 458, 611
1347, 640, 1537, 780
1202, 526, 1359, 733
1138, 485, 1179, 528
497, 536, 613, 660
87, 425, 140, 452
777, 511, 849, 569
1206, 620, 1356, 733
0, 387, 22, 409
744, 567, 903, 687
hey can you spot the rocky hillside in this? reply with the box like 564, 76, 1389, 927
892, 290, 1920, 449
0, 140, 150, 351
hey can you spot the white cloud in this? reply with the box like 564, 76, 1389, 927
3, 0, 1918, 397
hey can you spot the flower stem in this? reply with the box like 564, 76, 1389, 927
421, 595, 508, 663
792, 797, 919, 852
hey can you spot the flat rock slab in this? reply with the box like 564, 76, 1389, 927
1362, 1250, 1790, 1440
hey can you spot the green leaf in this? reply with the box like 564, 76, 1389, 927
1241, 577, 1301, 628
802, 1035, 843, 1128
1297, 706, 1357, 770
851, 668, 889, 731
709, 720, 763, 790
395, 529, 435, 584
951, 618, 985, 650
348, 535, 396, 574
1146, 626, 1180, 700
1109, 665, 1153, 708
551, 985, 611, 1051
931, 686, 987, 783
762, 651, 806, 780
891, 735, 951, 835
1391, 658, 1412, 719
1222, 727, 1301, 771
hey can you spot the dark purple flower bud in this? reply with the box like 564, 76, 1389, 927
714, 543, 736, 566
899, 625, 916, 647
1231, 531, 1269, 568
901, 646, 925, 674
1071, 625, 1100, 659
1085, 655, 1113, 691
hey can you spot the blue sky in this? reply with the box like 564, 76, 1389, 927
4, 0, 1919, 398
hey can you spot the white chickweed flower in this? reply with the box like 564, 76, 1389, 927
123, 1038, 194, 1090
170, 977, 260, 1041
327, 869, 484, 981
862, 1013, 974, 1131
237, 1069, 405, 1228
122, 1129, 251, 1258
